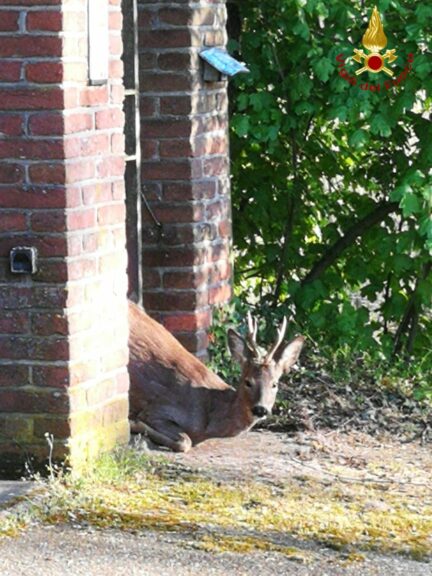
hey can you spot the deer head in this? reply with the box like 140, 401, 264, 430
227, 314, 304, 421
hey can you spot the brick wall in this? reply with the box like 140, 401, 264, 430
0, 0, 129, 475
138, 0, 232, 359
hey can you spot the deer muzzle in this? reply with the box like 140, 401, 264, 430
252, 405, 269, 418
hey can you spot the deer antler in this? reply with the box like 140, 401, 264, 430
246, 311, 260, 358
264, 316, 288, 363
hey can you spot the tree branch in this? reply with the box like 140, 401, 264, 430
301, 202, 399, 286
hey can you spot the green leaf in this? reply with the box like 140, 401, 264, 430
400, 193, 421, 216
370, 114, 392, 137
348, 129, 369, 148
314, 58, 334, 83
233, 115, 250, 137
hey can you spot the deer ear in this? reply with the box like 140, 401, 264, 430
227, 329, 248, 365
275, 336, 305, 374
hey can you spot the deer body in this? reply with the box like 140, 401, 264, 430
128, 301, 304, 452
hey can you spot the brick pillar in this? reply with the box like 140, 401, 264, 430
0, 1, 129, 475
138, 0, 232, 358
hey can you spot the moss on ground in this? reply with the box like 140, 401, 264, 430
1, 446, 430, 561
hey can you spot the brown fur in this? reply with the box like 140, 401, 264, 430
128, 301, 304, 452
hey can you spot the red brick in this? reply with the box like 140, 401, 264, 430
0, 365, 29, 387
29, 112, 64, 135
26, 10, 62, 32
64, 112, 93, 134
0, 36, 62, 58
203, 156, 229, 177
109, 34, 123, 56
206, 198, 230, 220
209, 282, 232, 304
32, 312, 68, 336
96, 156, 125, 178
140, 96, 157, 117
0, 211, 27, 231
0, 234, 67, 258
158, 7, 194, 26
109, 10, 123, 30
97, 203, 126, 225
32, 285, 68, 308
151, 203, 204, 224
139, 29, 191, 49
67, 258, 98, 281
33, 365, 70, 388
65, 160, 95, 183
158, 52, 191, 71
163, 182, 194, 201
28, 163, 65, 184
79, 133, 110, 157
0, 389, 69, 414
0, 11, 19, 31
111, 133, 124, 154
143, 160, 192, 181
163, 269, 208, 290
4, 0, 60, 5
0, 336, 69, 362
109, 59, 123, 79
218, 219, 231, 238
35, 260, 68, 283
143, 246, 207, 268
79, 86, 109, 107
141, 140, 158, 159
110, 84, 125, 104
0, 311, 30, 334
195, 134, 227, 156
26, 61, 63, 83
0, 163, 24, 183
141, 119, 191, 138
143, 290, 207, 312
33, 417, 70, 439
209, 242, 230, 263
161, 310, 211, 332
66, 208, 96, 231
0, 186, 74, 209
0, 114, 22, 136
210, 260, 232, 284
159, 139, 193, 158
95, 108, 124, 130
140, 72, 190, 92
160, 96, 192, 115
0, 139, 64, 160
0, 61, 21, 82
142, 269, 162, 289
81, 232, 98, 253
82, 182, 112, 205
176, 330, 209, 354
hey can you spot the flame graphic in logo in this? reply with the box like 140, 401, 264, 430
362, 6, 387, 52
353, 6, 397, 77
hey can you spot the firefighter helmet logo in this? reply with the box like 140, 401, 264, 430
353, 6, 397, 77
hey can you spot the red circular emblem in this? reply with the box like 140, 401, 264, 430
367, 55, 383, 71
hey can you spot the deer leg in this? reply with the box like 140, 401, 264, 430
130, 418, 192, 453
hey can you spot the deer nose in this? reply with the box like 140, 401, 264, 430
252, 405, 269, 418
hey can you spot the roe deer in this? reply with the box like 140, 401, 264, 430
128, 301, 305, 452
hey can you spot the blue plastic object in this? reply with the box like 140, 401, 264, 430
199, 47, 249, 77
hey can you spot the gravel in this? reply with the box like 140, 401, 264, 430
0, 524, 430, 576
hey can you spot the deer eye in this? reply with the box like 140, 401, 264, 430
245, 379, 253, 388
272, 382, 278, 389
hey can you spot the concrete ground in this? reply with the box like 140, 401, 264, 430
0, 431, 431, 575
0, 481, 33, 506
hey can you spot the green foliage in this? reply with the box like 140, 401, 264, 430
229, 0, 432, 379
